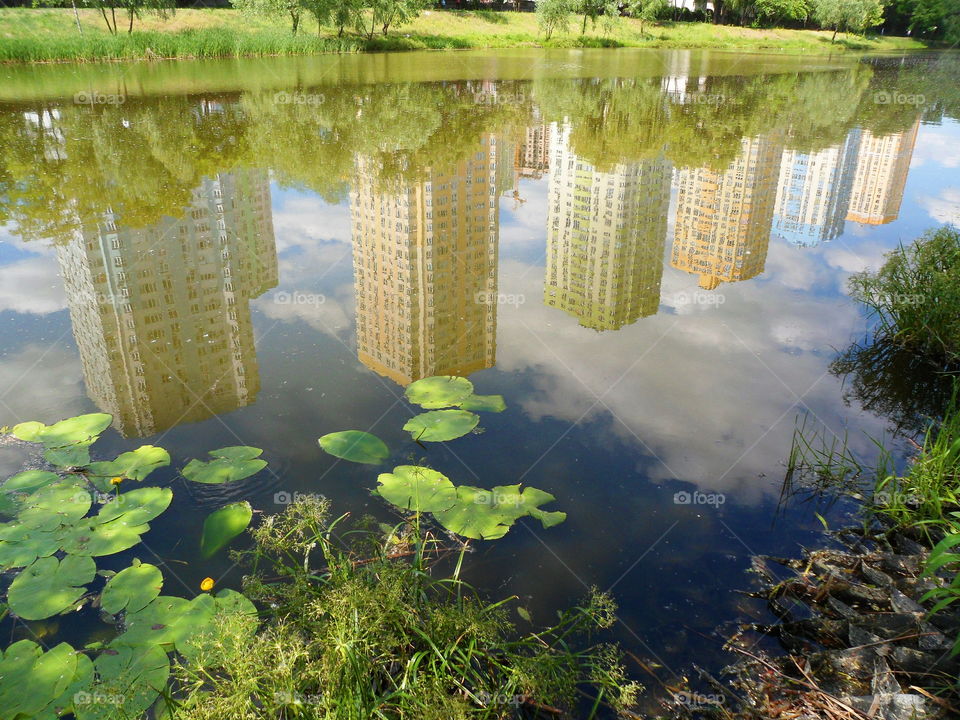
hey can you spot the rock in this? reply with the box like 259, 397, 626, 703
871, 657, 901, 695
843, 693, 931, 720
893, 534, 927, 557
861, 562, 896, 589
879, 552, 924, 576
828, 595, 861, 620
889, 587, 925, 616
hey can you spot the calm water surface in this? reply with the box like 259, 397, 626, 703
1, 48, 959, 698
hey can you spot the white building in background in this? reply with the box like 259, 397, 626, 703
846, 117, 921, 226
772, 129, 861, 247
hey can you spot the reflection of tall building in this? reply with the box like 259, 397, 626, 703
514, 124, 551, 181
349, 136, 505, 386
773, 130, 861, 247
56, 170, 277, 437
671, 133, 783, 290
846, 117, 920, 225
544, 124, 672, 331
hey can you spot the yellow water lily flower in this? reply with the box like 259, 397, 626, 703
110, 477, 123, 486
200, 577, 215, 592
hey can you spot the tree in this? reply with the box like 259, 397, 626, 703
754, 0, 808, 25
231, 0, 305, 34
536, 0, 573, 38
574, 0, 618, 34
628, 0, 667, 33
811, 0, 882, 40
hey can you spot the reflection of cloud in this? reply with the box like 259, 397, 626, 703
822, 240, 892, 275
918, 187, 960, 225
0, 228, 67, 315
271, 193, 352, 251
0, 343, 86, 424
256, 281, 355, 335
493, 246, 880, 505
910, 129, 960, 170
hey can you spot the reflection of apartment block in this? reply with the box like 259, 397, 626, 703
773, 129, 860, 246
514, 124, 551, 181
671, 133, 783, 290
349, 136, 502, 386
846, 117, 920, 225
56, 170, 277, 437
544, 124, 672, 331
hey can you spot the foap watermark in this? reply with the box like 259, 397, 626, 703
74, 91, 126, 106
273, 91, 326, 106
673, 691, 726, 708
274, 491, 326, 506
274, 291, 325, 306
474, 491, 523, 508
674, 490, 725, 507
475, 291, 525, 308
873, 91, 925, 106
475, 691, 529, 707
676, 290, 725, 307
473, 91, 526, 106
73, 691, 124, 707
873, 491, 922, 507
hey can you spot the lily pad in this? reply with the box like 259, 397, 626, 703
200, 501, 253, 558
100, 561, 163, 615
319, 431, 389, 465
433, 485, 567, 541
458, 394, 507, 413
182, 446, 267, 484
43, 443, 91, 468
405, 376, 475, 409
375, 466, 458, 513
8, 554, 97, 620
18, 481, 91, 530
178, 590, 259, 666
3, 470, 61, 494
12, 413, 112, 448
94, 487, 173, 526
58, 518, 152, 557
0, 523, 62, 570
76, 643, 169, 720
403, 410, 479, 442
0, 640, 93, 720
87, 445, 171, 490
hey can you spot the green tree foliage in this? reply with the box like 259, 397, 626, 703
231, 0, 306, 34
537, 0, 573, 39
811, 0, 883, 40
755, 0, 809, 25
628, 0, 668, 32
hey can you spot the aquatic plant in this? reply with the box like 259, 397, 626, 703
0, 414, 264, 718
173, 495, 638, 719
848, 225, 960, 365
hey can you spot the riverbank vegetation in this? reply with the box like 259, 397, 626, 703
0, 6, 930, 63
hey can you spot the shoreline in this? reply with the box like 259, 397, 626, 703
0, 9, 932, 65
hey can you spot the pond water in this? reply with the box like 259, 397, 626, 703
1, 47, 959, 704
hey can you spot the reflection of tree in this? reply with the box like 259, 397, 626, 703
831, 338, 959, 436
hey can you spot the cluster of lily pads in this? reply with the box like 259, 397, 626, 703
0, 413, 260, 719
318, 376, 566, 540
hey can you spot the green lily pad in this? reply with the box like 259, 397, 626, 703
0, 640, 93, 720
87, 445, 171, 490
94, 487, 173, 526
403, 410, 479, 442
432, 485, 567, 541
43, 443, 91, 468
182, 446, 267, 484
200, 501, 253, 558
458, 394, 507, 413
8, 554, 97, 620
375, 466, 458, 513
100, 561, 163, 615
58, 518, 152, 557
405, 376, 475, 409
0, 523, 62, 570
3, 470, 61, 494
178, 590, 259, 666
319, 431, 389, 464
18, 481, 91, 530
75, 643, 169, 720
12, 413, 112, 448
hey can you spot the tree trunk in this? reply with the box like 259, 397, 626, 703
128, 9, 134, 33
581, 13, 588, 34
291, 12, 299, 34
111, 7, 117, 34
72, 0, 83, 34
831, 25, 837, 42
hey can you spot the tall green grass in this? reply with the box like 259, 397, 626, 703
849, 226, 960, 366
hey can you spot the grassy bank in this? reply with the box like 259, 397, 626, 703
0, 8, 928, 63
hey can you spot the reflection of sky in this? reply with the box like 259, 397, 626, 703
1, 97, 958, 684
